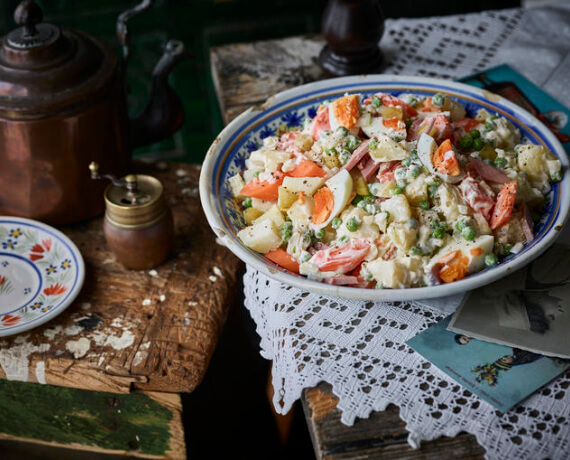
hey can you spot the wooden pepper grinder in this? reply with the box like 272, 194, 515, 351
89, 162, 173, 270
319, 0, 385, 76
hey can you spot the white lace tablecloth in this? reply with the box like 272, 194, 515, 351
243, 5, 570, 459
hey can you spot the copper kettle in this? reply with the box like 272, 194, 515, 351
0, 0, 190, 224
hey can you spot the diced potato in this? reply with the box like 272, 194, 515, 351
475, 108, 491, 121
355, 177, 370, 196
294, 133, 314, 152
336, 208, 380, 241
282, 176, 325, 196
387, 222, 417, 252
321, 148, 341, 169
442, 98, 466, 121
251, 198, 274, 212
229, 174, 246, 199
379, 106, 403, 119
381, 195, 412, 223
287, 195, 315, 231
517, 144, 561, 188
479, 144, 497, 161
370, 181, 396, 198
365, 256, 423, 288
369, 134, 409, 162
437, 183, 468, 222
277, 186, 299, 211
249, 149, 291, 172
404, 176, 428, 206
253, 205, 285, 228
244, 207, 263, 225
237, 220, 282, 253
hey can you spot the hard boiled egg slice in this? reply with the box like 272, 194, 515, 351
311, 169, 353, 231
427, 234, 494, 278
417, 133, 464, 184
329, 94, 361, 135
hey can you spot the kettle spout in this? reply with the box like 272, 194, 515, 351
130, 39, 193, 149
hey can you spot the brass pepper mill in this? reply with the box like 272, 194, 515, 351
89, 162, 173, 270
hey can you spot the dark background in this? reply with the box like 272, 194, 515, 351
0, 0, 520, 164
0, 1, 521, 458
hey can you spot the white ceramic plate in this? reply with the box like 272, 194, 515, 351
0, 217, 85, 336
200, 75, 570, 301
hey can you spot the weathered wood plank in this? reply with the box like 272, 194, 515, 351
210, 35, 326, 124
0, 380, 185, 459
303, 383, 486, 460
0, 162, 243, 394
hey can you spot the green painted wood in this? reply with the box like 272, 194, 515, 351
0, 381, 173, 456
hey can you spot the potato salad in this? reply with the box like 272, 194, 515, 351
230, 92, 562, 289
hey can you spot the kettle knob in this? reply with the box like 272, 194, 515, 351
14, 0, 43, 38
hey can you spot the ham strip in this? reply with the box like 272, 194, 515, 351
521, 204, 535, 243
468, 157, 510, 184
358, 154, 381, 181
343, 139, 370, 171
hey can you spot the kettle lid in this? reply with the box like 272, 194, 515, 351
0, 0, 117, 118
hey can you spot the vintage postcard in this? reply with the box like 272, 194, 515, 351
449, 244, 570, 359
407, 317, 569, 412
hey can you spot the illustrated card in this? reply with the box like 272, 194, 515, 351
407, 316, 569, 412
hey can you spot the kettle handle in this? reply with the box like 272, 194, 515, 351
116, 0, 154, 61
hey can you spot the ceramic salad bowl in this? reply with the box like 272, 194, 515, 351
199, 75, 570, 301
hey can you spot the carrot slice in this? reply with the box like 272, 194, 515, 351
331, 95, 360, 129
433, 139, 461, 176
382, 117, 402, 129
240, 172, 285, 201
288, 158, 327, 178
313, 186, 334, 225
490, 181, 518, 230
265, 249, 300, 274
379, 94, 418, 119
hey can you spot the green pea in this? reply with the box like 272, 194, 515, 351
314, 229, 326, 240
494, 157, 507, 169
410, 246, 422, 256
461, 225, 476, 241
331, 217, 342, 229
484, 119, 496, 131
365, 204, 380, 215
405, 119, 413, 128
325, 147, 338, 156
338, 149, 351, 165
369, 139, 379, 150
253, 171, 261, 178
485, 253, 498, 267
410, 166, 421, 178
459, 136, 473, 150
371, 96, 381, 108
401, 158, 412, 167
346, 217, 360, 232
345, 135, 361, 151
502, 244, 513, 256
303, 229, 314, 243
469, 129, 481, 139
243, 197, 252, 208
489, 114, 498, 121
432, 228, 444, 239
336, 126, 349, 136
390, 186, 404, 196
419, 200, 430, 210
473, 138, 484, 151
432, 93, 445, 107
439, 221, 449, 232
280, 221, 293, 241
338, 235, 349, 244
428, 185, 439, 199
396, 179, 407, 189
455, 219, 467, 232
552, 171, 562, 182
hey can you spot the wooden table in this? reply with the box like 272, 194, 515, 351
0, 161, 243, 459
210, 35, 486, 459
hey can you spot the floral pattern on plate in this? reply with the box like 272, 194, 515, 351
0, 217, 85, 336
